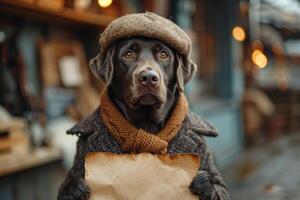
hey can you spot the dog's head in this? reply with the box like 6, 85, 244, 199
90, 37, 196, 110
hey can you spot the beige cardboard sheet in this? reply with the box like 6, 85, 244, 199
85, 153, 200, 200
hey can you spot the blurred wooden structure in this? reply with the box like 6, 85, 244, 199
262, 87, 300, 131
241, 0, 300, 143
0, 119, 29, 154
0, 0, 115, 27
0, 147, 61, 176
0, 147, 63, 200
0, 0, 116, 199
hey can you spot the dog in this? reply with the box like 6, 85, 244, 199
104, 37, 180, 133
57, 36, 229, 200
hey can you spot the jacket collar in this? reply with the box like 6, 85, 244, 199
67, 108, 218, 137
186, 111, 218, 137
66, 108, 101, 136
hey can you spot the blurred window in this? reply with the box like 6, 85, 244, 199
189, 0, 237, 100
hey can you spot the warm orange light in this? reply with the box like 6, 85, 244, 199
252, 40, 263, 51
232, 26, 246, 42
252, 50, 268, 69
98, 0, 112, 8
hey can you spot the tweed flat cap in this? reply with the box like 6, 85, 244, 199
91, 12, 197, 91
99, 12, 192, 57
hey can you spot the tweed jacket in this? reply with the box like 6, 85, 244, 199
59, 108, 229, 200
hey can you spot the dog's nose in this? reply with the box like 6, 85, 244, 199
137, 69, 159, 87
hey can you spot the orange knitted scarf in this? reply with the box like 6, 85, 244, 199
100, 91, 188, 154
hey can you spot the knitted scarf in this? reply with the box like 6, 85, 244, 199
100, 91, 188, 154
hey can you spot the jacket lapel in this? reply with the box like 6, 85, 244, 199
66, 108, 123, 153
187, 111, 218, 137
168, 111, 218, 155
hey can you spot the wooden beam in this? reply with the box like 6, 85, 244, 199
0, 0, 115, 27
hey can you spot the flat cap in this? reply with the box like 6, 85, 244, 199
99, 12, 192, 57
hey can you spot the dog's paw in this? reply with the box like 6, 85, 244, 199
189, 171, 216, 200
58, 177, 90, 200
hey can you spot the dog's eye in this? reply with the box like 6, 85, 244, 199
159, 51, 169, 60
122, 51, 135, 60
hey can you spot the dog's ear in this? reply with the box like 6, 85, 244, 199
89, 45, 115, 86
175, 53, 197, 92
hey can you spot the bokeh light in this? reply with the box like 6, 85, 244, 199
232, 26, 246, 42
98, 0, 113, 8
252, 49, 268, 69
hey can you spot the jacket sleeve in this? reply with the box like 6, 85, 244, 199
200, 142, 229, 200
58, 135, 90, 194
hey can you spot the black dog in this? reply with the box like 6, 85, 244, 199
57, 37, 229, 200
108, 37, 178, 133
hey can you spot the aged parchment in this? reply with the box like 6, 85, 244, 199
85, 153, 200, 200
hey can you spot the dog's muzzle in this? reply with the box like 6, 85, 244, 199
137, 68, 160, 88
127, 66, 166, 108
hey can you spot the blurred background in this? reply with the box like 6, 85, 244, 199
0, 0, 300, 199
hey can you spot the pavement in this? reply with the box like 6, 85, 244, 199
222, 133, 300, 200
